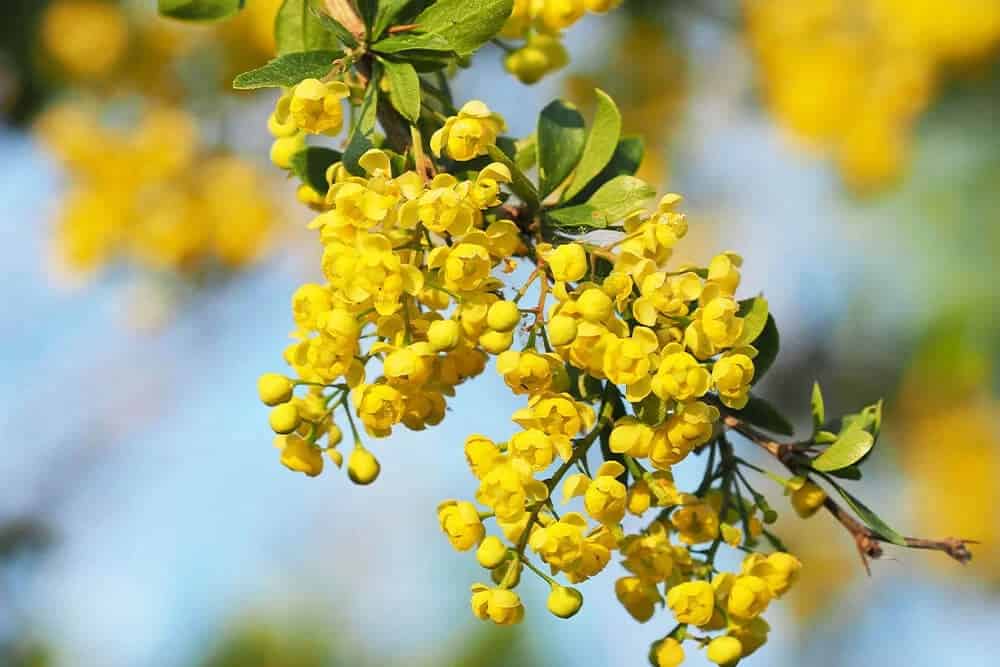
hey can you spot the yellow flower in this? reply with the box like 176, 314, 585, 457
508, 428, 557, 471
352, 383, 405, 437
286, 79, 351, 135
291, 283, 333, 330
633, 271, 703, 326
399, 173, 478, 236
728, 617, 770, 656
652, 342, 711, 402
790, 479, 827, 518
275, 435, 324, 477
649, 402, 719, 469
707, 252, 743, 296
712, 352, 755, 409
269, 403, 301, 434
655, 638, 685, 667
476, 458, 548, 521
441, 242, 494, 292
609, 417, 654, 458
548, 314, 578, 346
741, 552, 802, 597
616, 576, 661, 622
497, 350, 561, 395
512, 393, 596, 460
470, 584, 524, 625
666, 580, 715, 626
42, 0, 127, 79
577, 287, 614, 322
258, 373, 294, 406
547, 585, 584, 618
529, 512, 588, 573
584, 461, 628, 525
431, 101, 506, 161
465, 435, 503, 479
487, 300, 522, 332
438, 500, 486, 551
621, 521, 674, 582
546, 242, 589, 282
428, 319, 462, 352
685, 292, 744, 359
671, 498, 720, 545
476, 536, 508, 569
706, 636, 742, 666
501, 0, 533, 38
727, 575, 772, 621
603, 327, 659, 401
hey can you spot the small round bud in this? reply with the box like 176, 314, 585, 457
327, 448, 343, 467
762, 509, 778, 524
653, 638, 686, 667
548, 315, 578, 346
269, 403, 301, 435
348, 447, 380, 485
479, 329, 514, 355
486, 301, 521, 332
476, 536, 508, 569
428, 319, 461, 352
790, 480, 826, 518
547, 585, 583, 619
706, 636, 742, 666
270, 133, 305, 169
577, 288, 613, 323
258, 373, 294, 406
327, 423, 343, 447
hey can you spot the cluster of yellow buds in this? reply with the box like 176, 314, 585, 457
37, 105, 276, 282
501, 0, 623, 83
743, 0, 1000, 193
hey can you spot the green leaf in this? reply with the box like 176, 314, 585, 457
812, 429, 874, 472
830, 484, 907, 546
310, 4, 359, 47
379, 58, 421, 124
562, 136, 644, 206
732, 395, 794, 437
486, 145, 540, 212
158, 0, 244, 20
344, 69, 380, 175
736, 297, 769, 347
289, 147, 342, 194
410, 0, 515, 57
372, 29, 456, 55
587, 175, 656, 220
545, 204, 606, 231
635, 394, 668, 427
827, 465, 862, 481
232, 50, 342, 89
811, 382, 825, 432
514, 136, 538, 172
276, 0, 342, 55
750, 314, 779, 385
356, 0, 378, 35
372, 0, 420, 40
563, 89, 622, 201
537, 100, 586, 198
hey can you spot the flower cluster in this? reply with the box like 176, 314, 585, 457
501, 0, 623, 83
744, 0, 1000, 192
37, 105, 275, 281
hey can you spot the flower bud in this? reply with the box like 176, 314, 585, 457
706, 636, 742, 666
790, 480, 826, 518
578, 288, 613, 322
476, 536, 508, 569
547, 585, 583, 619
479, 329, 514, 355
653, 638, 685, 667
548, 315, 578, 346
269, 403, 301, 435
258, 373, 294, 406
348, 447, 380, 485
486, 300, 522, 332
428, 319, 461, 352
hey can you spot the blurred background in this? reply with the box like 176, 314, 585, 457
1, 1, 998, 665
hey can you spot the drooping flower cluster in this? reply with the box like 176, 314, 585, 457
501, 0, 623, 83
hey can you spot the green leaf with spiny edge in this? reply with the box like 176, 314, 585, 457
309, 4, 359, 47
372, 30, 457, 55
379, 58, 421, 124
158, 0, 244, 21
811, 381, 825, 433
731, 395, 794, 437
275, 0, 341, 55
736, 297, 769, 347
289, 147, 342, 194
828, 481, 907, 546
232, 50, 343, 89
547, 175, 655, 230
750, 314, 779, 385
537, 100, 586, 198
561, 135, 644, 206
407, 0, 515, 58
562, 89, 622, 201
811, 428, 875, 472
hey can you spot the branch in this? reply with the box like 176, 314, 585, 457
721, 413, 975, 573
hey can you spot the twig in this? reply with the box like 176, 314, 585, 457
721, 412, 975, 572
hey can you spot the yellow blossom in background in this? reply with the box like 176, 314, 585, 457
41, 0, 129, 79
